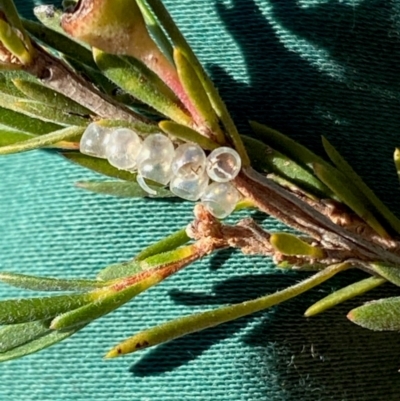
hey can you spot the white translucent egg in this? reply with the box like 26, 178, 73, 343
201, 182, 241, 219
80, 123, 111, 158
137, 133, 175, 166
170, 171, 209, 201
138, 160, 172, 185
105, 128, 142, 170
206, 147, 242, 182
171, 143, 207, 180
137, 133, 175, 185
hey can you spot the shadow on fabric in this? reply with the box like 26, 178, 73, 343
211, 0, 400, 212
132, 1, 400, 399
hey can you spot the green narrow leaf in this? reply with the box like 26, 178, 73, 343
159, 120, 219, 150
0, 89, 87, 126
145, 0, 249, 164
106, 263, 347, 358
141, 244, 198, 270
0, 320, 50, 353
394, 148, 400, 179
0, 126, 85, 155
348, 296, 400, 331
270, 232, 325, 258
76, 180, 173, 198
242, 135, 332, 199
13, 78, 91, 115
13, 100, 89, 126
93, 49, 191, 126
98, 228, 190, 280
1, 0, 28, 36
97, 260, 142, 281
369, 263, 400, 287
304, 276, 386, 317
0, 105, 61, 134
0, 1, 33, 64
322, 136, 400, 235
313, 162, 389, 238
0, 130, 32, 146
0, 272, 110, 292
135, 0, 173, 63
249, 121, 331, 169
0, 73, 26, 97
135, 228, 190, 262
0, 324, 85, 362
63, 152, 137, 181
51, 283, 146, 330
23, 18, 97, 69
173, 48, 222, 138
0, 293, 93, 324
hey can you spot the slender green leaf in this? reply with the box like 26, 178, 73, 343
141, 244, 198, 270
369, 263, 400, 287
98, 228, 190, 280
313, 162, 389, 238
135, 229, 190, 262
13, 100, 89, 126
159, 120, 219, 150
0, 21, 24, 62
0, 320, 50, 353
93, 49, 191, 126
270, 232, 325, 258
305, 276, 386, 317
0, 293, 93, 324
97, 260, 142, 281
0, 126, 85, 155
0, 130, 32, 146
76, 180, 173, 198
0, 105, 61, 134
135, 0, 173, 63
322, 137, 400, 235
242, 135, 332, 198
63, 152, 137, 181
106, 263, 347, 357
0, 1, 32, 63
0, 324, 85, 362
0, 89, 87, 126
13, 78, 91, 115
394, 148, 400, 180
51, 284, 146, 330
249, 121, 331, 169
0, 73, 26, 97
0, 272, 110, 292
0, 0, 27, 37
173, 48, 221, 135
348, 296, 400, 331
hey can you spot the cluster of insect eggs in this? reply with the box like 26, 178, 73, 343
80, 123, 242, 218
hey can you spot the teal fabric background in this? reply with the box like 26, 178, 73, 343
2, 0, 400, 400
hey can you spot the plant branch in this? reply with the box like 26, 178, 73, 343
236, 167, 400, 266
23, 43, 150, 123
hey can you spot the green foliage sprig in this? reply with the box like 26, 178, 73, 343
0, 0, 400, 364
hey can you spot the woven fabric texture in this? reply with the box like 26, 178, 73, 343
1, 0, 400, 400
